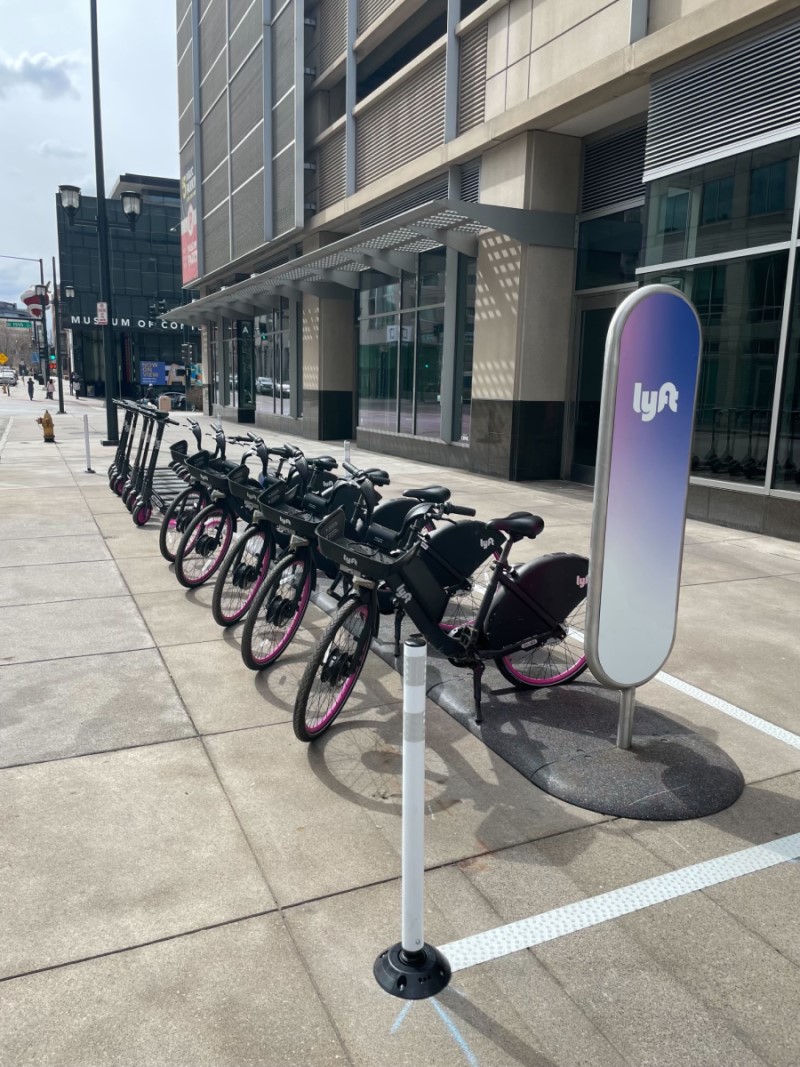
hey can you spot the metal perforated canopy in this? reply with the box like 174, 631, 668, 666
165, 198, 574, 324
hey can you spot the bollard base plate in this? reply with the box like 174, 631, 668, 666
374, 943, 451, 1000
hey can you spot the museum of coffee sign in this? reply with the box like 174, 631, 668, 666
70, 315, 198, 332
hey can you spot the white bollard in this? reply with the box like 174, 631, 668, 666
373, 635, 451, 1000
83, 414, 96, 473
343, 439, 351, 463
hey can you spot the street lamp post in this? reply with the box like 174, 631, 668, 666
34, 278, 50, 399
55, 0, 142, 444
64, 285, 75, 393
51, 257, 66, 414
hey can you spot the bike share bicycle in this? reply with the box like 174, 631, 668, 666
292, 494, 588, 740
158, 422, 231, 563
210, 442, 339, 626
238, 457, 412, 669
172, 432, 291, 588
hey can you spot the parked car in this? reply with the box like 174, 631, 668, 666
256, 376, 274, 395
0, 368, 17, 386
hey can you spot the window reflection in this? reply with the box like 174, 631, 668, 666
774, 269, 800, 492
643, 140, 798, 265
646, 250, 789, 486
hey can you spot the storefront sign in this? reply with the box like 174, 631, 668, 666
140, 360, 167, 386
70, 315, 197, 332
586, 285, 702, 689
181, 162, 199, 285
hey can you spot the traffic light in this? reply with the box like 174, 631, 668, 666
148, 303, 157, 318
157, 300, 168, 314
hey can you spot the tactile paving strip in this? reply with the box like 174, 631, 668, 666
441, 832, 800, 971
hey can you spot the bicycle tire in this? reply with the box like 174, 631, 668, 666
495, 596, 587, 688
159, 486, 208, 563
241, 553, 312, 670
293, 598, 372, 742
212, 526, 272, 627
174, 504, 234, 588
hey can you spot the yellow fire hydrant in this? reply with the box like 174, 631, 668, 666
37, 409, 56, 443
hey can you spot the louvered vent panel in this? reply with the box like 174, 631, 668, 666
582, 125, 646, 212
457, 23, 487, 135
229, 0, 253, 31
201, 93, 229, 175
356, 54, 446, 189
360, 174, 450, 227
230, 50, 263, 145
177, 6, 193, 57
179, 103, 194, 151
232, 125, 264, 189
231, 2, 262, 72
645, 15, 800, 177
273, 144, 296, 235
178, 45, 194, 113
202, 162, 230, 214
233, 177, 265, 258
357, 0, 394, 34
199, 0, 225, 77
317, 128, 346, 209
203, 205, 231, 273
319, 0, 347, 71
200, 52, 226, 116
460, 160, 480, 202
272, 91, 294, 154
272, 3, 295, 99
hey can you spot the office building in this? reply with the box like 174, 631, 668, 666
56, 174, 199, 396
169, 0, 800, 538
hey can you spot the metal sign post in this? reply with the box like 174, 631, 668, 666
374, 635, 451, 999
586, 285, 702, 749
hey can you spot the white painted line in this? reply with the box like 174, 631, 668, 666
0, 415, 13, 455
441, 832, 800, 972
654, 670, 800, 750
571, 626, 800, 751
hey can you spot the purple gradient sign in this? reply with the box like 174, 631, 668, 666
586, 286, 702, 690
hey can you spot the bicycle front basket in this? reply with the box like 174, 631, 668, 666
316, 508, 419, 581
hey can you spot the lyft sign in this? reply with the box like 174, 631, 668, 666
586, 285, 702, 690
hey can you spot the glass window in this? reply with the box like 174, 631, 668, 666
415, 307, 444, 438
359, 270, 399, 317
576, 207, 642, 289
701, 176, 734, 224
418, 249, 446, 306
643, 139, 798, 265
358, 315, 398, 432
454, 255, 475, 442
774, 269, 800, 492
255, 297, 291, 414
749, 160, 788, 216
644, 250, 789, 486
398, 312, 415, 434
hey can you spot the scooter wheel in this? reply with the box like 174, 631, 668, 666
133, 505, 152, 527
125, 494, 136, 513
113, 477, 125, 496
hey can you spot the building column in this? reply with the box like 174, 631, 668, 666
470, 130, 580, 480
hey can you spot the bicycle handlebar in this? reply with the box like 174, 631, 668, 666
446, 503, 475, 517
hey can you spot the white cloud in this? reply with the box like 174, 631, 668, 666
0, 51, 82, 100
37, 140, 87, 160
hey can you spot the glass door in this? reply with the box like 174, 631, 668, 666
570, 294, 629, 483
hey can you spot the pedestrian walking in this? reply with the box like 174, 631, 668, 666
27, 377, 34, 400
145, 384, 156, 403
46, 378, 55, 402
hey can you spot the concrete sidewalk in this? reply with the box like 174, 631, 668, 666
2, 392, 800, 1066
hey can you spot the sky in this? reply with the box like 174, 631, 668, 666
0, 0, 180, 306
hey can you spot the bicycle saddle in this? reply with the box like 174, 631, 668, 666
488, 511, 545, 538
402, 485, 450, 503
309, 455, 338, 470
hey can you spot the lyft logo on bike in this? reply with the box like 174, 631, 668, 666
632, 381, 679, 422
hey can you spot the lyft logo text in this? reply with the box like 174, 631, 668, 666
633, 381, 679, 422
